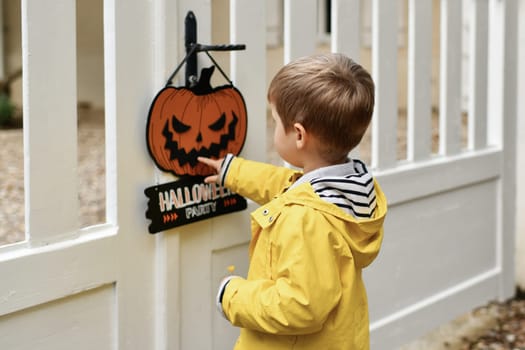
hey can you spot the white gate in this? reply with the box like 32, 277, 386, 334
0, 0, 518, 349
366, 0, 517, 347
0, 0, 162, 349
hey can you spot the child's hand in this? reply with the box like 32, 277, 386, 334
197, 157, 223, 184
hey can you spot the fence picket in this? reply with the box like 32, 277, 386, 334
231, 0, 267, 162
284, 0, 317, 63
331, 0, 362, 159
331, 0, 361, 59
22, 0, 79, 245
439, 0, 463, 156
407, 0, 433, 161
467, 0, 489, 150
371, 0, 398, 169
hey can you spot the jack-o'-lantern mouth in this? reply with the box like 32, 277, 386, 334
162, 112, 239, 167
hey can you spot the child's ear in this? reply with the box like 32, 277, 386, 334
293, 123, 307, 149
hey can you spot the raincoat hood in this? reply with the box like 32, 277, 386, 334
284, 179, 386, 269
285, 158, 387, 268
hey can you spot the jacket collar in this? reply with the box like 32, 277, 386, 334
288, 159, 357, 191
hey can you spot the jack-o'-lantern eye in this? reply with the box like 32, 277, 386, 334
172, 115, 191, 133
208, 113, 226, 131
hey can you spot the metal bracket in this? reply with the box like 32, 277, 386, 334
185, 11, 198, 87
183, 11, 246, 88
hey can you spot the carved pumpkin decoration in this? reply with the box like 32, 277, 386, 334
146, 66, 247, 176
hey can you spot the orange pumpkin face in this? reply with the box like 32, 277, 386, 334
146, 67, 247, 176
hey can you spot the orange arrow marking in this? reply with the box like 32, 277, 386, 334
163, 212, 178, 223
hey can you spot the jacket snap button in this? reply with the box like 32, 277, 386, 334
269, 216, 273, 222
263, 209, 269, 216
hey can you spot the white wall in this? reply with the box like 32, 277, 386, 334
4, 0, 22, 107
75, 0, 104, 109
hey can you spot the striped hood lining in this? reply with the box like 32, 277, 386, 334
289, 159, 377, 219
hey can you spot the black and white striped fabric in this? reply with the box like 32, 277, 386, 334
290, 159, 376, 219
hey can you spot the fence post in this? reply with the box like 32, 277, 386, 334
487, 0, 518, 299
516, 0, 525, 291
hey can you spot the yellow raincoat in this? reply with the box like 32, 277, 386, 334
221, 157, 387, 350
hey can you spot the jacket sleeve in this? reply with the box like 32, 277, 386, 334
221, 207, 344, 335
222, 156, 300, 205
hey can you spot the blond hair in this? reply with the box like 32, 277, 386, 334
268, 53, 374, 162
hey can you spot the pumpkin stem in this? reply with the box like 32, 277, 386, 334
192, 66, 215, 95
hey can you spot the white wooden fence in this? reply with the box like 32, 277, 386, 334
0, 0, 518, 349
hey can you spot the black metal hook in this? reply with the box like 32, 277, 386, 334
165, 11, 246, 88
185, 11, 198, 87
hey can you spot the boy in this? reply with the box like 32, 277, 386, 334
198, 53, 387, 350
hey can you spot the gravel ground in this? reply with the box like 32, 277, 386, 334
463, 297, 525, 350
1, 108, 524, 349
0, 126, 25, 244
462, 297, 525, 349
401, 296, 525, 350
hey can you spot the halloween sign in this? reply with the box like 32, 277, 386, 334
145, 176, 247, 233
144, 22, 248, 234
